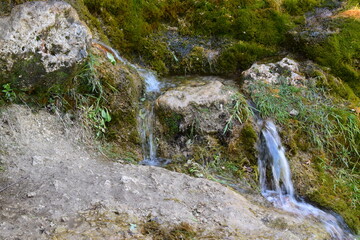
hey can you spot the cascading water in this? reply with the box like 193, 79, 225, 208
258, 120, 294, 203
137, 74, 166, 166
258, 120, 354, 240
138, 73, 172, 166
93, 40, 169, 166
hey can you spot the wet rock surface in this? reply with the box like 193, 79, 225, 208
0, 105, 330, 239
289, 6, 342, 45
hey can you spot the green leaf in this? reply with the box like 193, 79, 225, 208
106, 52, 116, 65
101, 109, 111, 122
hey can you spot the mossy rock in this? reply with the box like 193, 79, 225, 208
290, 17, 360, 97
89, 46, 143, 158
156, 107, 183, 140
0, 1, 91, 100
0, 53, 76, 94
228, 121, 258, 166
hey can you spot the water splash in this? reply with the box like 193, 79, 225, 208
258, 120, 354, 240
137, 68, 161, 93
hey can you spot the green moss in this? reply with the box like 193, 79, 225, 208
84, 48, 142, 154
0, 53, 77, 106
296, 19, 360, 97
239, 122, 258, 164
217, 41, 276, 74
139, 38, 174, 75
156, 108, 182, 140
282, 0, 322, 15
176, 46, 212, 75
141, 221, 197, 240
307, 158, 360, 234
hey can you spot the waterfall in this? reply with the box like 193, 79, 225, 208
258, 120, 354, 240
92, 40, 169, 166
258, 120, 294, 203
138, 74, 172, 166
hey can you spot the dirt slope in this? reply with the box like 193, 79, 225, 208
0, 105, 329, 239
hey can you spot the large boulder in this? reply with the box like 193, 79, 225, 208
156, 79, 238, 135
154, 77, 254, 161
0, 1, 91, 91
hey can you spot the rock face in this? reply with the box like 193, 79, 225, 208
0, 105, 330, 239
290, 7, 340, 44
0, 1, 91, 91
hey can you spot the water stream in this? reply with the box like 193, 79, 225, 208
92, 40, 169, 166
258, 120, 354, 240
137, 80, 169, 166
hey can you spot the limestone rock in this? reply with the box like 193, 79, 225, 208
290, 109, 299, 116
242, 57, 306, 92
156, 79, 237, 134
0, 1, 92, 91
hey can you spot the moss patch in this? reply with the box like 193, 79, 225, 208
292, 18, 360, 97
156, 108, 183, 140
141, 221, 197, 240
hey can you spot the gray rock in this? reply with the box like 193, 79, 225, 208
156, 80, 237, 134
0, 1, 92, 90
27, 192, 36, 198
290, 109, 299, 116
31, 155, 45, 166
242, 57, 306, 92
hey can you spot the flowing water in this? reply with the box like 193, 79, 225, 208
137, 81, 171, 166
92, 40, 169, 166
136, 68, 173, 166
258, 120, 354, 240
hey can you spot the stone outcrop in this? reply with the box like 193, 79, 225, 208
242, 57, 306, 91
156, 78, 238, 135
0, 1, 91, 91
154, 77, 255, 161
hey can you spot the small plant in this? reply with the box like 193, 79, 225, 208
2, 83, 16, 102
106, 52, 116, 65
75, 54, 102, 95
223, 93, 252, 134
86, 104, 112, 138
72, 53, 114, 139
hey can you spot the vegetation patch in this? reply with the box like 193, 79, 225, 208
0, 45, 143, 160
156, 108, 183, 140
141, 221, 197, 240
291, 16, 360, 97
